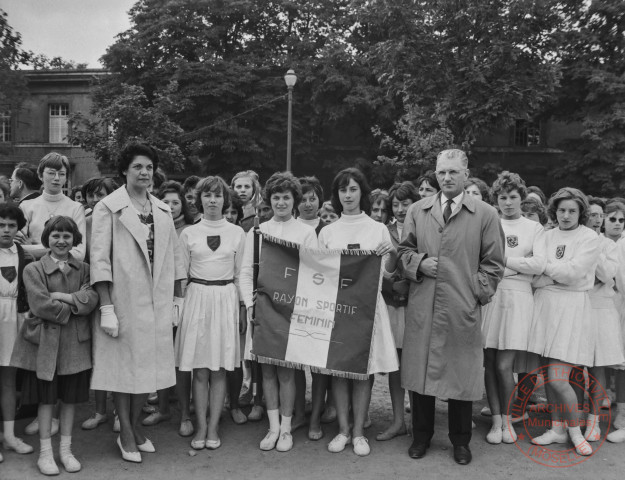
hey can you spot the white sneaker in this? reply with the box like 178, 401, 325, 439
584, 424, 601, 442
3, 436, 34, 454
276, 432, 293, 452
352, 436, 370, 456
502, 425, 517, 444
531, 429, 567, 445
81, 413, 108, 430
607, 428, 625, 443
328, 433, 351, 453
486, 425, 502, 444
38, 454, 60, 476
259, 430, 279, 451
60, 453, 82, 473
25, 418, 59, 436
481, 406, 492, 417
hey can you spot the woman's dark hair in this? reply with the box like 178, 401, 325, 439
227, 190, 244, 223
521, 197, 548, 225
81, 177, 119, 199
195, 176, 231, 214
389, 181, 420, 203
587, 195, 606, 211
299, 176, 324, 205
157, 180, 195, 224
70, 186, 83, 202
331, 168, 371, 215
527, 186, 547, 205
547, 187, 590, 227
464, 177, 491, 204
605, 201, 625, 217
38, 152, 71, 177
0, 203, 26, 230
415, 171, 440, 192
41, 216, 82, 248
263, 172, 303, 207
491, 171, 528, 203
117, 142, 160, 177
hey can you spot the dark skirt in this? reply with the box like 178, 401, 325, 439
20, 369, 91, 405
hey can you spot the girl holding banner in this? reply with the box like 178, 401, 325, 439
240, 172, 317, 452
317, 168, 399, 457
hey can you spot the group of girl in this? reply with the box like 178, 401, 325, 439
2, 143, 625, 475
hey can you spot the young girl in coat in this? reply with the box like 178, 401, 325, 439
10, 216, 99, 475
0, 204, 34, 462
527, 188, 600, 456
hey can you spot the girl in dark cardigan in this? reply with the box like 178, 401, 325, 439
11, 216, 98, 475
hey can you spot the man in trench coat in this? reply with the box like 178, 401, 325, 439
398, 149, 505, 465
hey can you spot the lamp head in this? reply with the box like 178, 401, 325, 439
284, 69, 297, 88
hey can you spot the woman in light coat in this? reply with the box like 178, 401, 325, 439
89, 143, 184, 463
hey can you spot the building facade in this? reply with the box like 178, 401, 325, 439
0, 69, 107, 188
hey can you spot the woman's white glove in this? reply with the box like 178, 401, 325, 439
172, 297, 184, 327
100, 304, 119, 338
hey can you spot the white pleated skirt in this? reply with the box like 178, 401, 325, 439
481, 280, 533, 351
387, 304, 405, 350
590, 295, 625, 367
527, 287, 594, 366
175, 282, 240, 371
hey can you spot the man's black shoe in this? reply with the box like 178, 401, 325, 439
408, 441, 429, 459
453, 445, 472, 465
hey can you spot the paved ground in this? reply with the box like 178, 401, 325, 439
2, 375, 624, 480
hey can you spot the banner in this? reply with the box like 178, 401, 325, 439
251, 235, 382, 380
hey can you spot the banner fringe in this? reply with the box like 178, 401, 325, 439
309, 366, 370, 381
250, 355, 308, 371
262, 234, 376, 256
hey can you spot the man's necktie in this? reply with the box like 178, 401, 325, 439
443, 200, 453, 224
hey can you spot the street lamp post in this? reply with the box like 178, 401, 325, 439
284, 69, 297, 172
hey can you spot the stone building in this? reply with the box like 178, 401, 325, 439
0, 69, 107, 188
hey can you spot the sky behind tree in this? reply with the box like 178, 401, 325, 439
2, 0, 135, 68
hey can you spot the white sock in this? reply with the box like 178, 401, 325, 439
39, 437, 53, 458
60, 435, 72, 459
586, 413, 597, 428
3, 421, 15, 441
568, 425, 583, 439
491, 414, 503, 428
501, 415, 511, 429
267, 409, 280, 433
551, 419, 565, 434
280, 415, 292, 434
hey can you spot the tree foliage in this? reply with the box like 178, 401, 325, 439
551, 0, 625, 194
74, 0, 392, 181
364, 0, 571, 173
0, 8, 30, 109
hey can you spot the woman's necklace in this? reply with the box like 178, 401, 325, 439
128, 190, 150, 213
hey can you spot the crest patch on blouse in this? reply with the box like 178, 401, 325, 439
0, 266, 16, 283
555, 245, 566, 259
207, 235, 221, 251
506, 235, 519, 248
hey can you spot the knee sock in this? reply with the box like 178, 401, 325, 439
267, 409, 280, 433
280, 415, 292, 434
3, 421, 15, 441
39, 438, 53, 459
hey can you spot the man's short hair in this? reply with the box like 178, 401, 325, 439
437, 149, 468, 168
14, 162, 42, 190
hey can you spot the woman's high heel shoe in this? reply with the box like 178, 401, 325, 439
117, 436, 141, 463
